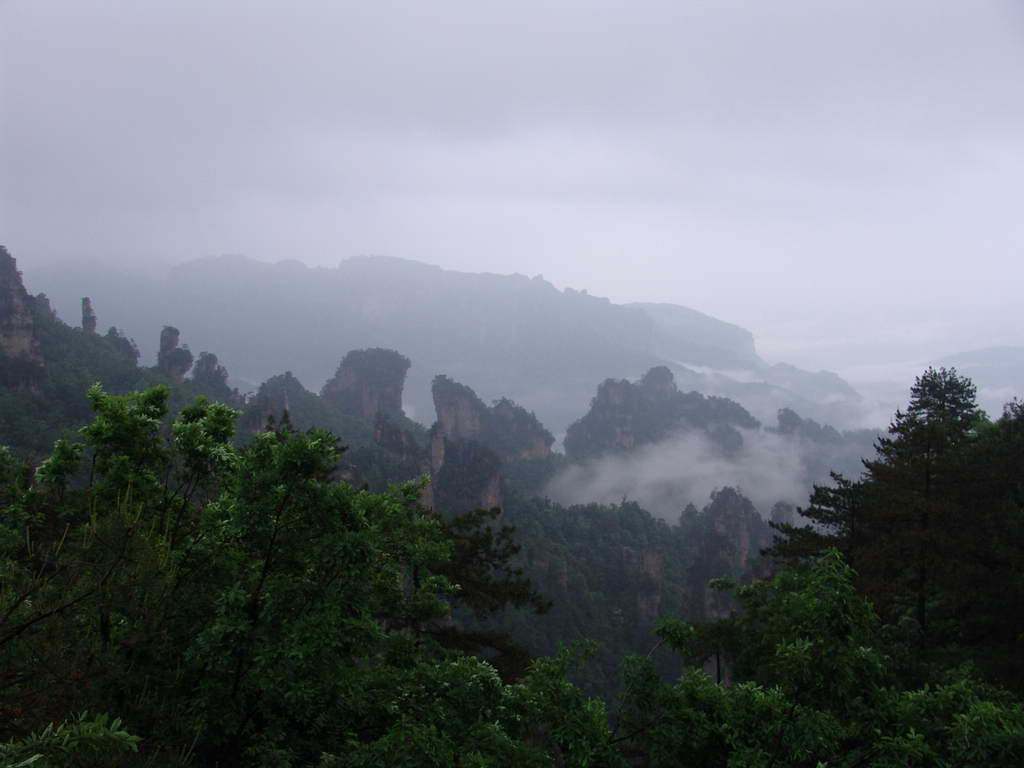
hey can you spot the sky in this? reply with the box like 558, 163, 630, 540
2, 1, 1023, 378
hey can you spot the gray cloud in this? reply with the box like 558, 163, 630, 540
3, 1, 1023, 378
545, 429, 809, 519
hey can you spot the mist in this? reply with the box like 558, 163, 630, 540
546, 429, 813, 520
4, 1, 1024, 382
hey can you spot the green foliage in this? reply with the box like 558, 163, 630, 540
483, 488, 771, 699
2, 365, 1023, 766
0, 713, 140, 768
616, 551, 1024, 767
433, 439, 502, 517
238, 371, 375, 449
768, 368, 1024, 689
34, 440, 84, 493
1, 385, 620, 766
0, 294, 228, 459
79, 384, 170, 494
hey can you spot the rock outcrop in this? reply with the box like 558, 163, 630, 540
157, 326, 194, 383
687, 487, 772, 623
0, 247, 42, 367
432, 375, 487, 442
81, 297, 97, 334
431, 436, 504, 514
321, 348, 410, 422
488, 399, 555, 461
190, 351, 238, 404
427, 375, 559, 513
432, 375, 554, 463
239, 370, 332, 436
374, 415, 422, 459
564, 366, 760, 461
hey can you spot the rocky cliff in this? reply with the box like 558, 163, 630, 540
0, 247, 43, 368
157, 326, 194, 383
426, 377, 514, 514
683, 488, 772, 623
321, 348, 410, 422
432, 375, 488, 443
81, 297, 97, 334
426, 375, 562, 513
565, 366, 760, 461
190, 351, 239, 404
432, 375, 554, 463
432, 437, 504, 514
632, 301, 761, 370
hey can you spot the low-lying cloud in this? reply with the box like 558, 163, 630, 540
545, 429, 810, 520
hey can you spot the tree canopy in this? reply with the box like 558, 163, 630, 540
3, 376, 1022, 766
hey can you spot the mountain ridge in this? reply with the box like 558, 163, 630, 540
24, 253, 868, 430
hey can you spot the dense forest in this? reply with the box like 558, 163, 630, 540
2, 245, 1023, 766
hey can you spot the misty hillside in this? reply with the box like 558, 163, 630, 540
27, 255, 868, 432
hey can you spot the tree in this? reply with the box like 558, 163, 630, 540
1, 385, 614, 766
429, 506, 551, 682
863, 367, 983, 653
615, 551, 1024, 767
767, 368, 1024, 689
764, 472, 868, 567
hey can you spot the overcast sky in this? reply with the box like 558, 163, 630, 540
2, 1, 1023, 376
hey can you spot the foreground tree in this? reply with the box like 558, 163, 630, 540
767, 368, 1024, 688
1, 386, 621, 767
616, 551, 1024, 767
3, 382, 1023, 766
864, 367, 984, 650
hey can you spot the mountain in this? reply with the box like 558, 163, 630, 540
25, 254, 869, 432
630, 301, 761, 370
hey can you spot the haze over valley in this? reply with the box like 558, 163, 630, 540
2, 2, 1024, 765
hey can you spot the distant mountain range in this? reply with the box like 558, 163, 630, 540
28, 255, 870, 431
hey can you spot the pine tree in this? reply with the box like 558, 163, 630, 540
862, 367, 983, 653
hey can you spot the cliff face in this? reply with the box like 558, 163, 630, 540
432, 376, 554, 463
374, 415, 420, 458
322, 348, 410, 422
190, 351, 238, 404
429, 375, 549, 515
686, 487, 772, 623
631, 301, 761, 370
622, 546, 664, 624
432, 375, 488, 442
241, 371, 303, 434
431, 435, 504, 514
489, 399, 555, 461
81, 297, 97, 334
564, 366, 760, 461
426, 374, 561, 513
0, 247, 42, 367
157, 326, 194, 383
